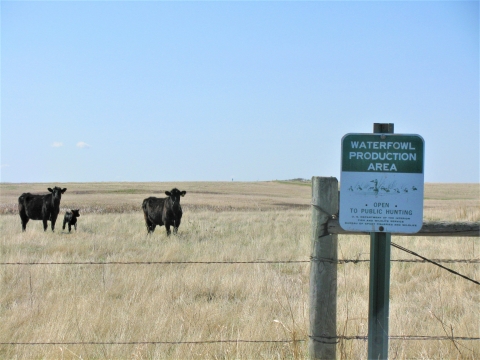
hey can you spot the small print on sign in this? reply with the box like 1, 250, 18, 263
339, 134, 425, 233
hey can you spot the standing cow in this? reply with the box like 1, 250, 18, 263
142, 188, 186, 235
18, 187, 67, 232
63, 209, 80, 232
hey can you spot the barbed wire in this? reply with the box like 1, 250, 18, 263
3, 335, 479, 347
2, 245, 478, 350
312, 258, 480, 264
310, 335, 480, 343
391, 242, 480, 286
1, 258, 478, 266
3, 250, 478, 285
1, 260, 309, 265
0, 340, 302, 346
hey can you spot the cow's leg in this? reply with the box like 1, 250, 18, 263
51, 217, 57, 232
173, 219, 181, 234
63, 219, 67, 230
19, 213, 29, 232
18, 204, 28, 232
146, 222, 156, 234
43, 218, 48, 231
145, 221, 156, 234
21, 217, 29, 232
165, 224, 171, 236
144, 213, 154, 234
21, 219, 28, 231
68, 223, 72, 232
74, 223, 77, 231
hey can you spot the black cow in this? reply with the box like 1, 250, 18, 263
142, 188, 186, 235
18, 187, 67, 232
63, 209, 80, 232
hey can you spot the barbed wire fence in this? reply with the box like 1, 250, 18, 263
2, 258, 479, 265
2, 240, 479, 348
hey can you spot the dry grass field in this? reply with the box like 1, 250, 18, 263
0, 181, 479, 359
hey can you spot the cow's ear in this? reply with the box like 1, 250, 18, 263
181, 191, 186, 197
61, 188, 67, 193
48, 188, 53, 193
165, 191, 171, 196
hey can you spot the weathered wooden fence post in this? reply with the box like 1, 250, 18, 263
309, 176, 339, 359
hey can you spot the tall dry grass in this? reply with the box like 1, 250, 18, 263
0, 181, 479, 359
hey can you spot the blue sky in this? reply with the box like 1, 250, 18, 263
1, 1, 478, 183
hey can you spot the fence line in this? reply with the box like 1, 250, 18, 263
2, 258, 479, 266
2, 240, 479, 354
1, 260, 309, 265
2, 256, 479, 287
3, 335, 479, 347
310, 335, 480, 342
1, 340, 303, 346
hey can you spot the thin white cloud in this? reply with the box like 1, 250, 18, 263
1, 164, 10, 168
52, 142, 63, 148
77, 141, 91, 149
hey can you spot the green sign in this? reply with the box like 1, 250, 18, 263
342, 134, 424, 173
340, 133, 425, 234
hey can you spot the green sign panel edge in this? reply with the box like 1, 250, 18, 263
341, 133, 424, 174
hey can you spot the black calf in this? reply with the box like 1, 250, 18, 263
63, 209, 80, 232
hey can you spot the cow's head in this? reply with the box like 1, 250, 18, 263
48, 187, 67, 200
165, 188, 186, 205
71, 209, 80, 217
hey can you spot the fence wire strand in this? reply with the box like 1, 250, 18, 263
2, 258, 479, 266
3, 335, 479, 347
1, 260, 309, 265
0, 340, 302, 346
310, 335, 480, 343
390, 242, 480, 286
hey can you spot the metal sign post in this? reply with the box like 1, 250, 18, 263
339, 123, 425, 359
368, 123, 393, 360
368, 229, 391, 359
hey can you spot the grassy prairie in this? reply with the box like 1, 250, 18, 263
0, 181, 479, 359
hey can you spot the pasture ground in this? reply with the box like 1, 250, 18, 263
1, 181, 479, 359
